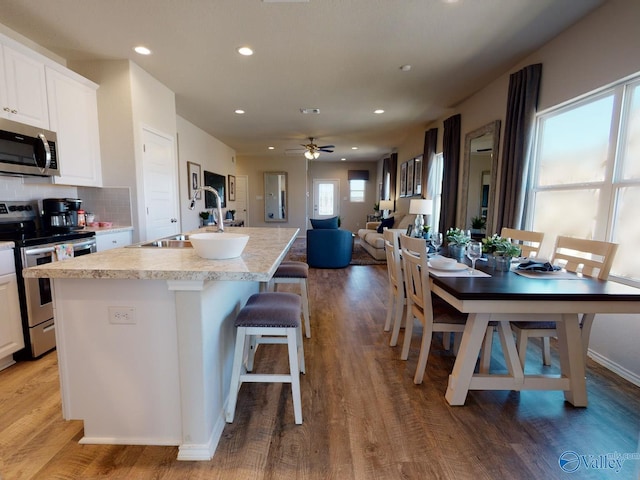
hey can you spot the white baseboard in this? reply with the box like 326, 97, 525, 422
588, 349, 640, 388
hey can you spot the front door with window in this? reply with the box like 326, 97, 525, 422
312, 179, 340, 221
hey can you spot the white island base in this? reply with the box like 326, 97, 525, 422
53, 276, 259, 460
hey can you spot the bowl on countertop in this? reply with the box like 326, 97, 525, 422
189, 232, 249, 259
98, 221, 113, 228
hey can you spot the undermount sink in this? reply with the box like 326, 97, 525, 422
129, 234, 192, 248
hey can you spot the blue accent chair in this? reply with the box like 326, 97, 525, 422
306, 228, 353, 268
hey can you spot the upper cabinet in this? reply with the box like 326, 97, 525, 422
46, 67, 102, 187
0, 44, 49, 129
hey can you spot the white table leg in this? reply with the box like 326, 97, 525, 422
445, 313, 490, 406
496, 320, 524, 385
555, 313, 588, 407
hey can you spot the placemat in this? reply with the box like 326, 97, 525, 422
513, 269, 584, 280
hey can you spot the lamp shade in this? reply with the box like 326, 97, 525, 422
409, 199, 433, 215
379, 200, 394, 211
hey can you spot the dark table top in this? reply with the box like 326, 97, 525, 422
430, 263, 640, 303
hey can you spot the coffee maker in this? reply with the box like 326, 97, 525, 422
42, 198, 83, 231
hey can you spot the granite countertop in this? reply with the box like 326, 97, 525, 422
0, 241, 14, 251
84, 225, 134, 235
22, 227, 299, 282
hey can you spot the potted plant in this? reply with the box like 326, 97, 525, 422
199, 211, 211, 226
471, 216, 486, 233
225, 209, 236, 220
446, 228, 470, 260
494, 238, 521, 272
481, 233, 502, 267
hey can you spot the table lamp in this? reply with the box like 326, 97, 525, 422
379, 200, 394, 218
409, 198, 433, 237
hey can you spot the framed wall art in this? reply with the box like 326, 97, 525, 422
228, 175, 236, 201
400, 161, 407, 197
406, 158, 414, 197
187, 161, 201, 200
413, 155, 423, 196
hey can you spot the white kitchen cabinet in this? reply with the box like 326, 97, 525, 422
96, 230, 133, 251
46, 67, 102, 187
0, 44, 49, 129
0, 249, 24, 370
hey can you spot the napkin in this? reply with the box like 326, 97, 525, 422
516, 259, 560, 272
54, 244, 74, 261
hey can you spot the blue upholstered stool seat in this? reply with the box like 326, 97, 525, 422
226, 292, 305, 425
269, 261, 311, 338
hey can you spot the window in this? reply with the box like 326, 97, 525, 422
427, 153, 444, 233
349, 179, 365, 203
527, 75, 640, 284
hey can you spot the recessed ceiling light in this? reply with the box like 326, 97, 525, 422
237, 46, 254, 56
134, 46, 152, 55
341, 158, 346, 161
374, 109, 385, 114
234, 109, 245, 114
351, 147, 358, 150
399, 64, 411, 72
268, 146, 275, 150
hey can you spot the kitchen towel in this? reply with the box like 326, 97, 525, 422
54, 244, 74, 261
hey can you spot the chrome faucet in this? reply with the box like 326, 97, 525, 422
188, 186, 224, 232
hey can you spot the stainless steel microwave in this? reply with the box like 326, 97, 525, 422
0, 118, 59, 177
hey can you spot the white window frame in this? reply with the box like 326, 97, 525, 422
526, 73, 640, 286
349, 179, 366, 203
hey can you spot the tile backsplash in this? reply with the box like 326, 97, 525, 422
76, 186, 132, 226
0, 175, 132, 226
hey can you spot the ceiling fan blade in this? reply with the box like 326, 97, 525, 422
319, 148, 334, 153
318, 145, 335, 149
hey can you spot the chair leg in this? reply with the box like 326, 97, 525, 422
401, 309, 414, 361
226, 327, 247, 423
516, 329, 528, 369
286, 328, 303, 424
413, 324, 434, 384
384, 289, 395, 332
389, 296, 405, 347
479, 326, 494, 373
541, 337, 552, 366
296, 323, 306, 374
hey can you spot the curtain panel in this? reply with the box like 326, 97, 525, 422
440, 114, 461, 235
496, 63, 542, 231
423, 128, 438, 198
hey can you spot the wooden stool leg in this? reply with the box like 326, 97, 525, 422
287, 328, 303, 424
300, 278, 311, 338
226, 327, 247, 423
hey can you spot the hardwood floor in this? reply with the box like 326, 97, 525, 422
1, 265, 639, 479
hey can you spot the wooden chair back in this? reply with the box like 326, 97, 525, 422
500, 227, 545, 258
400, 235, 432, 320
383, 229, 402, 291
552, 236, 618, 280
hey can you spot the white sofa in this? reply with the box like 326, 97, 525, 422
356, 214, 414, 260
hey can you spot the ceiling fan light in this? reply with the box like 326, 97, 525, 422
304, 150, 314, 160
313, 151, 320, 159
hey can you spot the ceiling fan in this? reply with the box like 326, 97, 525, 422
285, 137, 335, 159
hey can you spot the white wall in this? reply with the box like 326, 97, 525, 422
395, 0, 640, 384
176, 116, 236, 232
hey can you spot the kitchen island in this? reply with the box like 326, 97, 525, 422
22, 227, 299, 461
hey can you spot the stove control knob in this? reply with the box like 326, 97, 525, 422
8, 205, 17, 211
24, 205, 33, 211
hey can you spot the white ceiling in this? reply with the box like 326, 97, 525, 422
0, 0, 604, 162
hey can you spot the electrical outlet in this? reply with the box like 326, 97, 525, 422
108, 306, 136, 324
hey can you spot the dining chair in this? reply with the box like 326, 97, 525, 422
511, 235, 618, 367
383, 229, 406, 347
500, 227, 545, 258
400, 234, 467, 384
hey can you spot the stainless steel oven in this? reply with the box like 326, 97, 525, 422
0, 200, 96, 359
21, 238, 96, 357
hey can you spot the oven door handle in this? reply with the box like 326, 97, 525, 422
23, 239, 96, 256
72, 240, 96, 251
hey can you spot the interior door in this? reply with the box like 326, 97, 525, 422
142, 127, 179, 241
235, 175, 248, 225
312, 179, 339, 220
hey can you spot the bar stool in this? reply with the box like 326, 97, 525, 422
269, 261, 311, 338
225, 292, 305, 425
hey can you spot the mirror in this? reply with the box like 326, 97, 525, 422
264, 171, 288, 222
460, 120, 500, 234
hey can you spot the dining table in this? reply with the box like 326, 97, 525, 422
427, 259, 640, 407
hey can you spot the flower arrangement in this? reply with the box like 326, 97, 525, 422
481, 234, 521, 257
446, 228, 470, 246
